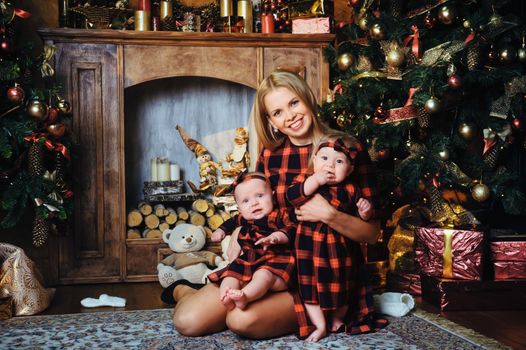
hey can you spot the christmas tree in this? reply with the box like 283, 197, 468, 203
321, 0, 526, 233
1, 1, 73, 247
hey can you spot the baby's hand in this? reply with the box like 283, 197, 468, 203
357, 198, 372, 221
255, 231, 286, 251
211, 228, 226, 242
312, 169, 334, 186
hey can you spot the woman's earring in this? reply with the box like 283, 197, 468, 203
272, 126, 278, 133
269, 124, 278, 139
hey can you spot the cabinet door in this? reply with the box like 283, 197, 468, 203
263, 47, 330, 103
54, 43, 124, 283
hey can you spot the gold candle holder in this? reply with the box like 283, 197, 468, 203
237, 0, 253, 33
220, 0, 233, 17
135, 10, 151, 31
160, 1, 173, 20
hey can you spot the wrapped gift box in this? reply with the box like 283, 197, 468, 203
292, 17, 331, 34
421, 275, 526, 311
489, 229, 526, 280
415, 227, 484, 280
386, 271, 421, 296
288, 0, 333, 19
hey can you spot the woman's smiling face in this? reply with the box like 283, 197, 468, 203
264, 87, 314, 146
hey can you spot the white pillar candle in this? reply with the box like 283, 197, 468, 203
150, 157, 158, 181
158, 159, 171, 181
170, 163, 180, 181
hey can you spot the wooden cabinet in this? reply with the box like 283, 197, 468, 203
39, 29, 333, 284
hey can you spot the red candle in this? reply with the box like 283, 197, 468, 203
138, 0, 151, 12
261, 13, 275, 33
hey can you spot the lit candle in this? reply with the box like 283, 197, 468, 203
170, 163, 181, 181
150, 157, 158, 181
158, 159, 171, 181
160, 0, 172, 19
237, 0, 253, 33
261, 13, 275, 33
220, 0, 233, 17
137, 0, 151, 12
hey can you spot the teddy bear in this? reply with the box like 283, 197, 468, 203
157, 223, 224, 288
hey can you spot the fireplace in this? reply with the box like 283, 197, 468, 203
39, 28, 333, 284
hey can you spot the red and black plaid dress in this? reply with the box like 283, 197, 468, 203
287, 175, 360, 311
256, 138, 387, 338
207, 209, 296, 284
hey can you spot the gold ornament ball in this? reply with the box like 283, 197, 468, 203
424, 97, 440, 113
369, 22, 385, 40
458, 122, 474, 140
499, 46, 517, 64
471, 183, 490, 202
358, 15, 370, 31
57, 99, 72, 114
386, 49, 405, 67
336, 114, 346, 127
437, 5, 457, 25
462, 19, 471, 29
337, 53, 354, 71
438, 149, 450, 161
518, 47, 526, 63
26, 100, 48, 121
47, 123, 66, 138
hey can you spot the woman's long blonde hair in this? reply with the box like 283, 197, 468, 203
252, 70, 327, 151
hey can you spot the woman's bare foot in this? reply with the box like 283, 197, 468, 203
228, 289, 248, 309
220, 287, 235, 310
305, 327, 327, 342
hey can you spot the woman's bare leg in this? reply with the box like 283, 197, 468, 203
173, 283, 228, 336
330, 304, 348, 332
226, 291, 297, 339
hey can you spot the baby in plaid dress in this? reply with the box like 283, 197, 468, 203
208, 172, 296, 310
287, 132, 372, 342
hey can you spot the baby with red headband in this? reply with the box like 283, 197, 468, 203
209, 172, 296, 310
286, 131, 372, 342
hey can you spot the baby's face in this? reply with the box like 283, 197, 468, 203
313, 146, 353, 184
234, 178, 274, 220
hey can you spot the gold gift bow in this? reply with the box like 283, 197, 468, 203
442, 229, 454, 279
41, 45, 56, 78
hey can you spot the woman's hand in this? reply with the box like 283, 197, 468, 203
295, 193, 334, 223
226, 227, 242, 261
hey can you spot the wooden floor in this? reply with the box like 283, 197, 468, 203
40, 282, 526, 349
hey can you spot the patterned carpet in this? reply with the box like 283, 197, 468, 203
0, 308, 509, 350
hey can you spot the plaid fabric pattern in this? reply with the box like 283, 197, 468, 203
208, 209, 296, 284
255, 138, 387, 338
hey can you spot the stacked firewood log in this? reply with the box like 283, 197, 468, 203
126, 199, 233, 240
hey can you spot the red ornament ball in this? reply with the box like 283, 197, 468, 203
47, 107, 60, 124
512, 117, 522, 130
7, 85, 25, 104
424, 12, 437, 29
447, 75, 462, 89
377, 148, 390, 160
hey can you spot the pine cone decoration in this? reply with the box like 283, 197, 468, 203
55, 152, 66, 179
429, 185, 444, 216
32, 216, 50, 247
389, 0, 405, 18
28, 143, 45, 176
483, 144, 500, 169
417, 107, 430, 128
466, 43, 481, 71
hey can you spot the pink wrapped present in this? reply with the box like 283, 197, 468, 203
415, 227, 484, 280
490, 241, 526, 261
493, 261, 526, 280
292, 17, 331, 34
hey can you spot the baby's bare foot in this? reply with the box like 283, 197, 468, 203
220, 288, 235, 310
228, 289, 248, 309
330, 319, 344, 332
305, 327, 327, 342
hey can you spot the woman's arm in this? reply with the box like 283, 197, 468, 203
295, 193, 380, 244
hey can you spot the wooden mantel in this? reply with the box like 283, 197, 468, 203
39, 28, 334, 284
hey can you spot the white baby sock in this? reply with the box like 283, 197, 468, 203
373, 292, 415, 317
80, 294, 127, 308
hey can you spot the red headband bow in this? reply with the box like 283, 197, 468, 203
317, 138, 358, 162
